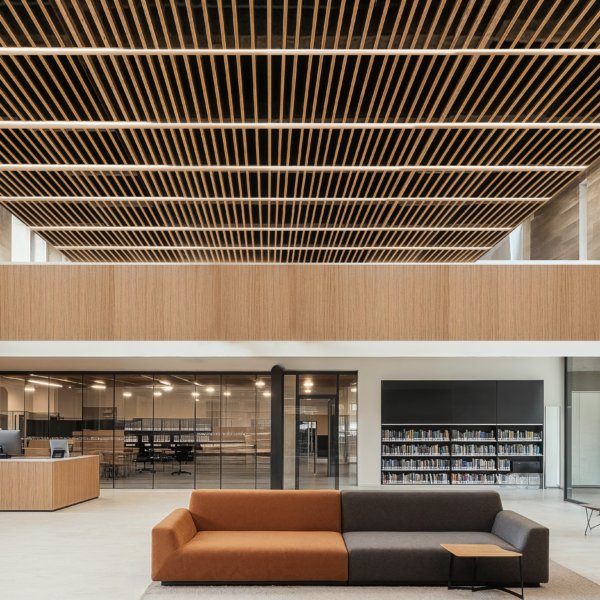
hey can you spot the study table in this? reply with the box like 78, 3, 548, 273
0, 455, 99, 511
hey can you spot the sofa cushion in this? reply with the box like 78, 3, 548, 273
343, 531, 531, 583
341, 490, 502, 533
154, 530, 349, 582
189, 489, 342, 532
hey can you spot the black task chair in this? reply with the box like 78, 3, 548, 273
134, 449, 155, 473
172, 445, 193, 475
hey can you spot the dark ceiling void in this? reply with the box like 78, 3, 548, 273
0, 0, 599, 263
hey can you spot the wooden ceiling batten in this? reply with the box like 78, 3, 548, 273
1, 0, 599, 264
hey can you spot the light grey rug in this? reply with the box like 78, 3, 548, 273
140, 561, 599, 599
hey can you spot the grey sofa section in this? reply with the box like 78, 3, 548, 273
340, 490, 549, 585
342, 490, 503, 533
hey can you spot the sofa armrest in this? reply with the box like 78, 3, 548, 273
152, 508, 197, 580
492, 510, 549, 583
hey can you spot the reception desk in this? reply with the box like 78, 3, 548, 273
0, 455, 99, 511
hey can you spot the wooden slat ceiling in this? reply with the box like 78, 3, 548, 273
0, 0, 599, 264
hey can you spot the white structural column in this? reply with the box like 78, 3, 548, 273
579, 181, 588, 261
11, 215, 31, 262
0, 205, 10, 262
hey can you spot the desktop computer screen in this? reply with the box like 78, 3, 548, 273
0, 430, 22, 457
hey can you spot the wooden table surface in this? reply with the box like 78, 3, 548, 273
440, 544, 522, 558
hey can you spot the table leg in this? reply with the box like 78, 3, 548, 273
448, 553, 454, 590
473, 557, 479, 592
519, 556, 524, 600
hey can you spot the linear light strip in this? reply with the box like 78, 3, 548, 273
55, 245, 492, 251
0, 164, 585, 172
0, 196, 552, 202
31, 225, 511, 232
2, 120, 600, 130
2, 48, 600, 57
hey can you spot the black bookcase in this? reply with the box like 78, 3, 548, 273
381, 380, 544, 487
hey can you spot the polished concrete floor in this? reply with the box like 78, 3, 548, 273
1, 488, 600, 600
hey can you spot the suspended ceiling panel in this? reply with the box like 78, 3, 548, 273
0, 0, 599, 263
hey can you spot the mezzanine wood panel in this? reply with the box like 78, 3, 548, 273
1, 265, 600, 341
0, 265, 114, 341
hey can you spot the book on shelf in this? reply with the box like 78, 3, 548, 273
498, 444, 541, 455
451, 444, 496, 455
451, 458, 496, 470
451, 473, 495, 484
451, 429, 494, 441
497, 429, 542, 441
498, 459, 511, 470
382, 472, 449, 484
382, 443, 449, 456
382, 429, 449, 441
382, 458, 450, 470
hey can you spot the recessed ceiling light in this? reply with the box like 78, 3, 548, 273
192, 393, 199, 397
304, 382, 313, 387
206, 387, 215, 392
351, 388, 357, 392
91, 385, 106, 389
163, 386, 173, 391
195, 398, 199, 402
95, 380, 105, 385
123, 392, 132, 397
223, 391, 231, 396
263, 392, 271, 396
158, 380, 169, 385
24, 386, 35, 392
256, 381, 265, 387
154, 391, 162, 396
29, 379, 62, 387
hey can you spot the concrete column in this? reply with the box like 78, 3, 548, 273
0, 205, 10, 262
579, 180, 588, 260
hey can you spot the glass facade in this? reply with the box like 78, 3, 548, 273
565, 358, 600, 504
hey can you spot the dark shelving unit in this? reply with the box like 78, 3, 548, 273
381, 380, 544, 487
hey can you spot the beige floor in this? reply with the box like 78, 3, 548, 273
1, 488, 599, 600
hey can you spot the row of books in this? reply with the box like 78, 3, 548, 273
382, 472, 449, 484
381, 458, 512, 471
382, 444, 449, 455
382, 459, 450, 470
498, 444, 541, 455
382, 429, 449, 441
452, 473, 496, 484
452, 459, 495, 470
452, 444, 496, 455
451, 430, 495, 440
498, 430, 542, 441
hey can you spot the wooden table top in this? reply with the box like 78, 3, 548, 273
440, 544, 522, 558
582, 504, 600, 512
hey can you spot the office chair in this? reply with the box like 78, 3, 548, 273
134, 449, 155, 473
172, 446, 193, 475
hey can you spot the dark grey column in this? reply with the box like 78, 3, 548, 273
270, 365, 285, 489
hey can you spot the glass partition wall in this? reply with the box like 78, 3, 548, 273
0, 372, 271, 490
0, 370, 357, 490
566, 358, 600, 504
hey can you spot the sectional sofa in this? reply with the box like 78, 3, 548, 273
151, 489, 549, 586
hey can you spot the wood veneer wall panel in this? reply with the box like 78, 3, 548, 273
530, 181, 580, 260
588, 162, 600, 260
2, 264, 600, 341
0, 265, 114, 341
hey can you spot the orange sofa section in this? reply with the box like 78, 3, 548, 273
152, 490, 348, 583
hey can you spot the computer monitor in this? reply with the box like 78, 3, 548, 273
0, 430, 22, 457
49, 439, 70, 459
